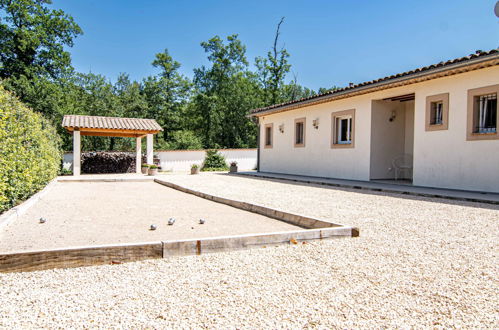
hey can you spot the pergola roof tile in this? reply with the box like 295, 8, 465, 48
62, 115, 163, 132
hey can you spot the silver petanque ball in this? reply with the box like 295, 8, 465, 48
150, 224, 157, 231
39, 217, 47, 224
168, 217, 176, 225
199, 218, 206, 224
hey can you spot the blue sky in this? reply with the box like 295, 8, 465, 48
53, 0, 499, 90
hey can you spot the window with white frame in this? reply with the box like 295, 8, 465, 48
331, 109, 355, 148
425, 93, 449, 131
336, 116, 352, 144
430, 101, 444, 125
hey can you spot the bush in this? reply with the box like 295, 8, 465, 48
201, 150, 228, 171
81, 152, 135, 174
0, 86, 61, 213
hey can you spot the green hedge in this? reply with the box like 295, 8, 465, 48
0, 86, 61, 213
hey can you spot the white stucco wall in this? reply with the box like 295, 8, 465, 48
259, 97, 373, 181
63, 149, 257, 172
412, 67, 499, 192
258, 66, 499, 192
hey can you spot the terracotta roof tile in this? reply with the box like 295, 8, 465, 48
251, 49, 499, 115
62, 115, 163, 131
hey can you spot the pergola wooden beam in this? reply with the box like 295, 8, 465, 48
62, 115, 163, 176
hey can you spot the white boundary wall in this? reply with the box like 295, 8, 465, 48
63, 149, 257, 172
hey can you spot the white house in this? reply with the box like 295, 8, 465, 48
250, 49, 499, 193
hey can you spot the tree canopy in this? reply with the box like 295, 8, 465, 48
0, 1, 337, 152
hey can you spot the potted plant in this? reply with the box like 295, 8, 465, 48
141, 164, 149, 174
148, 164, 158, 176
191, 164, 200, 175
229, 161, 238, 173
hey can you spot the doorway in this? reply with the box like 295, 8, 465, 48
369, 93, 415, 182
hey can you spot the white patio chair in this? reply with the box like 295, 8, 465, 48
392, 154, 413, 180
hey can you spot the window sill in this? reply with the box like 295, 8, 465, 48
472, 132, 497, 135
331, 142, 354, 149
426, 122, 448, 131
467, 132, 499, 141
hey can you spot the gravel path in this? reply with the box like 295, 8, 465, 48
0, 173, 498, 328
0, 181, 299, 252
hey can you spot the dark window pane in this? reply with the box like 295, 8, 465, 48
296, 122, 303, 144
340, 119, 348, 141
265, 127, 271, 145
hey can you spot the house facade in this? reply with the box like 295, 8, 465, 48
251, 50, 499, 193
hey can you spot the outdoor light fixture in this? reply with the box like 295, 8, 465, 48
313, 118, 319, 129
389, 110, 397, 122
279, 124, 285, 133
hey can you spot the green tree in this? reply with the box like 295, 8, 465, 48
0, 0, 82, 80
145, 49, 192, 142
255, 17, 291, 106
158, 130, 203, 150
190, 35, 260, 148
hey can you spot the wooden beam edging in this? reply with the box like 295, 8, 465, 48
0, 227, 358, 273
0, 178, 58, 232
0, 241, 163, 273
153, 178, 346, 229
162, 227, 358, 257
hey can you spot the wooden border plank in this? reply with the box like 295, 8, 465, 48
0, 242, 163, 273
154, 178, 345, 229
163, 227, 356, 256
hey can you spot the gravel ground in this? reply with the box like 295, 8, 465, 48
0, 173, 498, 328
0, 181, 299, 252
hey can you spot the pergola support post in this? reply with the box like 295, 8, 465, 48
135, 137, 142, 174
73, 130, 81, 176
146, 134, 153, 165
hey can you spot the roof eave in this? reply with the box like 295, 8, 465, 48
250, 52, 499, 117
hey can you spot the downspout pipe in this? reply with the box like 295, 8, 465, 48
256, 117, 260, 172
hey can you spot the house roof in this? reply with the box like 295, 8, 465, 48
62, 115, 162, 138
250, 49, 499, 117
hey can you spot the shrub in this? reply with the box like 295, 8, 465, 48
59, 168, 73, 176
0, 86, 61, 213
201, 150, 228, 171
191, 164, 199, 169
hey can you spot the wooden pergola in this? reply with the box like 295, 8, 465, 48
62, 115, 163, 176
